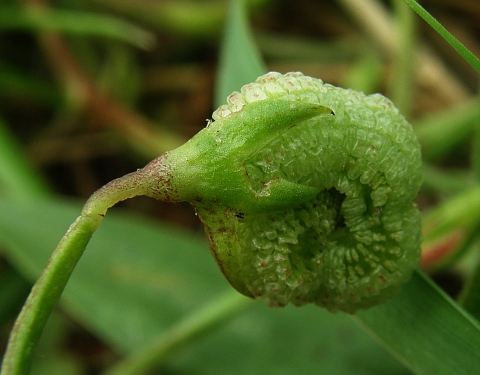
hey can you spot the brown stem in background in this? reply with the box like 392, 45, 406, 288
337, 0, 470, 106
21, 0, 186, 158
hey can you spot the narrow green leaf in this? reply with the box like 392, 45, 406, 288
214, 0, 267, 107
0, 6, 155, 49
403, 0, 480, 73
355, 271, 480, 375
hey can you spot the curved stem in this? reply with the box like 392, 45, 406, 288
0, 213, 102, 375
103, 291, 251, 375
0, 156, 171, 375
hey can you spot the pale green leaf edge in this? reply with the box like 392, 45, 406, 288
356, 271, 480, 375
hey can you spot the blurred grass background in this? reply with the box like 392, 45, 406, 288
1, 0, 479, 374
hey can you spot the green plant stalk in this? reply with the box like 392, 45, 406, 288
0, 214, 102, 375
103, 291, 251, 375
0, 167, 162, 375
403, 0, 480, 74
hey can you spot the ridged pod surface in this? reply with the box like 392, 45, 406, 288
154, 71, 422, 313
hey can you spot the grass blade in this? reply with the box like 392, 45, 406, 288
403, 0, 480, 73
355, 270, 480, 375
214, 0, 267, 107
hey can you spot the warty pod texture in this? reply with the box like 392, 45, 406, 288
157, 71, 423, 313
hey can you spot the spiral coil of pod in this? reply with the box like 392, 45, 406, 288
197, 72, 423, 313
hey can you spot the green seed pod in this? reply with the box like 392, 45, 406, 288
145, 71, 422, 313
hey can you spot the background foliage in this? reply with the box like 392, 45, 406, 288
1, 0, 480, 374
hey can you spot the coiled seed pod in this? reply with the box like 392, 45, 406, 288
145, 71, 422, 313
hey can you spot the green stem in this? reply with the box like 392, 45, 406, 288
403, 0, 480, 74
0, 164, 164, 375
103, 291, 251, 375
0, 213, 102, 375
